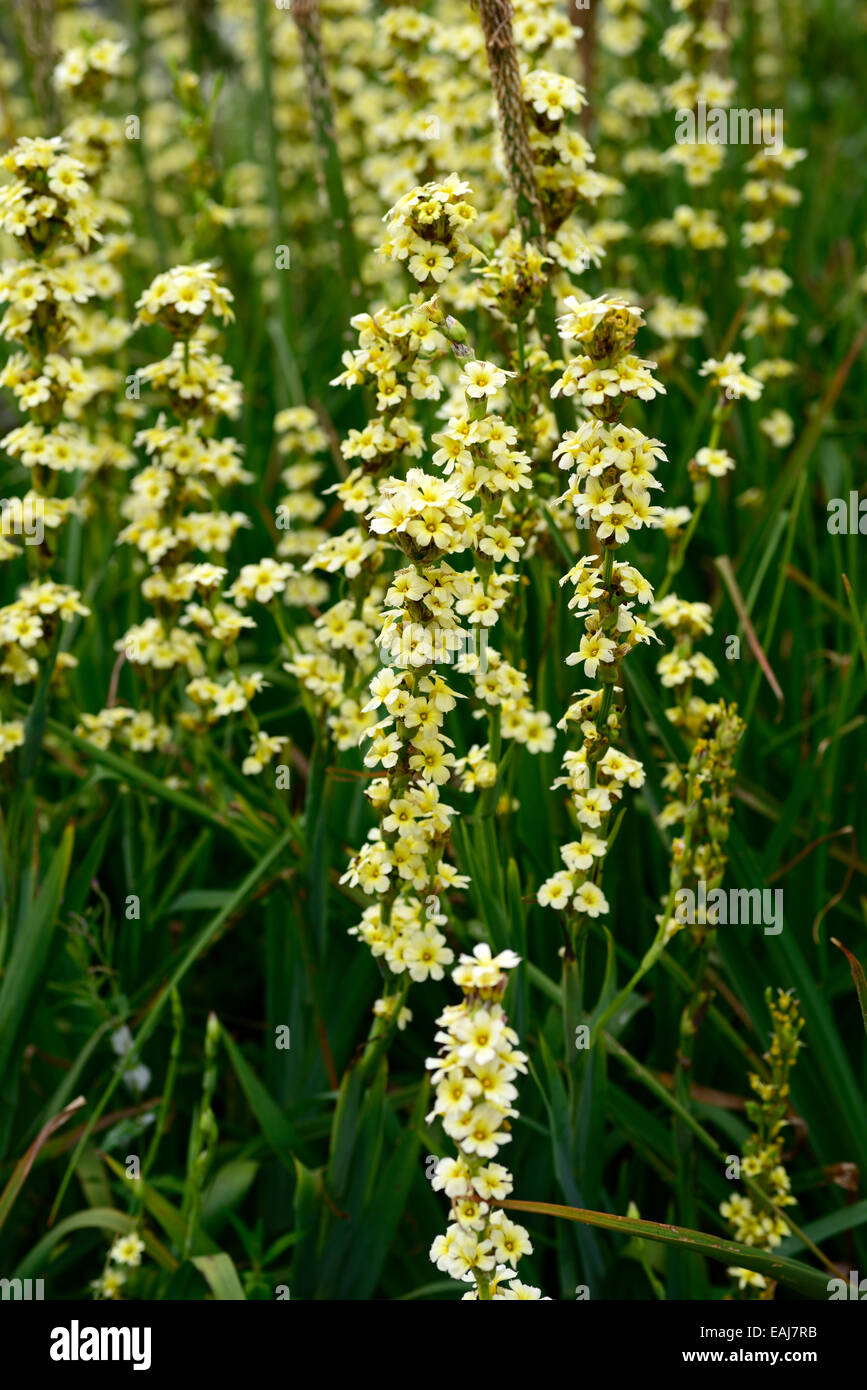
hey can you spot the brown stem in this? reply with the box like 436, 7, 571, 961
475, 0, 544, 244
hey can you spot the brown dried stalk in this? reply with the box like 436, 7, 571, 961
474, 0, 544, 244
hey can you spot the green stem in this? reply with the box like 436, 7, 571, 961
290, 0, 364, 311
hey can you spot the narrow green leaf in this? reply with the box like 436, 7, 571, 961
0, 826, 74, 1086
779, 1199, 867, 1257
624, 660, 688, 767
831, 938, 867, 1034
501, 1198, 829, 1298
341, 1080, 428, 1298
50, 828, 294, 1223
14, 1207, 176, 1279
169, 890, 233, 913
289, 1157, 321, 1301
191, 1252, 247, 1300
221, 1026, 301, 1169
43, 717, 263, 851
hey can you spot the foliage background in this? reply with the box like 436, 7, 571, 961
0, 0, 865, 1300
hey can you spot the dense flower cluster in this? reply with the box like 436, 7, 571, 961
739, 138, 805, 449
337, 182, 554, 1026
378, 174, 479, 286
539, 295, 665, 929
0, 133, 106, 766
54, 36, 127, 102
652, 595, 717, 710
522, 66, 615, 267
272, 405, 330, 597
0, 0, 841, 1312
427, 944, 545, 1299
77, 262, 288, 783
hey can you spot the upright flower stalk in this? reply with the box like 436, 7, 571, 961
721, 989, 804, 1297
659, 701, 744, 1236
427, 943, 545, 1300
473, 0, 614, 443
79, 262, 289, 785
334, 179, 553, 1052
475, 0, 545, 243
0, 134, 99, 770
538, 295, 666, 962
740, 137, 805, 454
